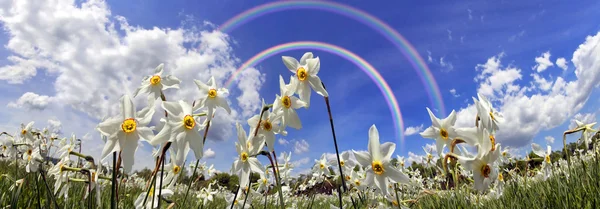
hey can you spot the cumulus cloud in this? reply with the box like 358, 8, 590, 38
7, 92, 51, 110
545, 136, 555, 144
293, 139, 310, 154
235, 67, 266, 117
449, 88, 460, 97
404, 124, 424, 136
534, 51, 554, 72
47, 119, 62, 134
556, 57, 568, 70
278, 138, 289, 145
456, 32, 600, 148
292, 157, 310, 167
0, 0, 265, 170
204, 148, 216, 159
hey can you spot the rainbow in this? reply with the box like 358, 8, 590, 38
218, 0, 446, 115
224, 41, 407, 148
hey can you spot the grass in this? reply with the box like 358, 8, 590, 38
1, 149, 599, 209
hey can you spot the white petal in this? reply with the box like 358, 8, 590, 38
119, 133, 140, 174
297, 83, 311, 108
531, 143, 545, 157
186, 129, 204, 160
283, 109, 302, 130
299, 52, 313, 65
306, 57, 320, 75
100, 135, 119, 162
308, 75, 328, 97
384, 164, 410, 185
161, 75, 181, 89
368, 125, 381, 161
137, 127, 155, 142
352, 150, 371, 167
154, 63, 164, 75
121, 95, 135, 119
426, 107, 441, 128
282, 56, 300, 73
419, 126, 438, 139
97, 117, 122, 137
379, 142, 395, 161
216, 97, 231, 114
133, 84, 151, 98
162, 101, 183, 118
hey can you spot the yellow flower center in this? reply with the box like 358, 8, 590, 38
208, 89, 217, 98
372, 161, 385, 175
400, 162, 405, 167
340, 160, 345, 167
150, 75, 161, 85
489, 111, 495, 121
173, 165, 181, 174
345, 175, 351, 181
183, 115, 196, 130
392, 200, 399, 206
545, 155, 551, 164
27, 149, 32, 156
21, 129, 27, 135
498, 173, 504, 182
489, 135, 496, 151
502, 151, 507, 157
440, 128, 449, 140
319, 163, 325, 169
2, 145, 6, 151
148, 187, 155, 197
262, 178, 267, 184
262, 120, 272, 132
481, 164, 491, 178
355, 180, 361, 186
121, 118, 137, 133
91, 172, 97, 183
241, 152, 248, 162
296, 67, 308, 81
60, 165, 65, 172
234, 200, 238, 205
281, 96, 292, 108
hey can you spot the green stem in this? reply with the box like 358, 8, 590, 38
182, 159, 201, 206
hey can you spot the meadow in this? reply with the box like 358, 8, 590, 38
1, 53, 600, 209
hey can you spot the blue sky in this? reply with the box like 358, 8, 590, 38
1, 0, 600, 175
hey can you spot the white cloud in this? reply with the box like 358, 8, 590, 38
7, 92, 51, 110
439, 56, 454, 71
0, 0, 265, 170
204, 148, 216, 159
531, 73, 553, 91
292, 157, 310, 167
545, 136, 555, 144
278, 138, 289, 145
235, 67, 266, 117
447, 29, 452, 41
404, 124, 424, 136
293, 139, 310, 154
570, 112, 596, 129
556, 57, 568, 70
467, 9, 473, 20
449, 88, 460, 97
534, 51, 554, 72
47, 119, 62, 134
455, 32, 600, 148
407, 152, 423, 165
474, 53, 523, 99
427, 51, 433, 63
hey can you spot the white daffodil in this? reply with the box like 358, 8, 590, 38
97, 95, 155, 173
573, 120, 597, 148
353, 125, 410, 196
48, 158, 72, 199
456, 127, 501, 192
232, 123, 265, 189
226, 189, 250, 209
247, 107, 283, 152
281, 53, 328, 107
148, 118, 171, 146
420, 108, 458, 156
133, 177, 174, 209
474, 94, 504, 132
163, 100, 206, 160
133, 63, 181, 102
328, 151, 356, 176
532, 143, 552, 180
20, 121, 35, 144
164, 144, 188, 187
312, 153, 330, 177
23, 146, 42, 173
456, 124, 499, 152
193, 76, 231, 120
273, 75, 305, 129
197, 182, 218, 206
58, 134, 77, 160
1, 136, 16, 158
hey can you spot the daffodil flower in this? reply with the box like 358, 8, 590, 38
19, 121, 35, 144
163, 100, 206, 160
573, 120, 597, 148
353, 125, 410, 196
164, 144, 188, 187
532, 143, 552, 180
133, 63, 181, 102
474, 94, 504, 132
133, 176, 174, 209
455, 127, 501, 192
281, 53, 328, 108
232, 123, 265, 189
247, 106, 283, 152
197, 182, 218, 206
193, 76, 231, 120
273, 75, 305, 129
420, 108, 458, 157
97, 95, 155, 173
312, 153, 330, 177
